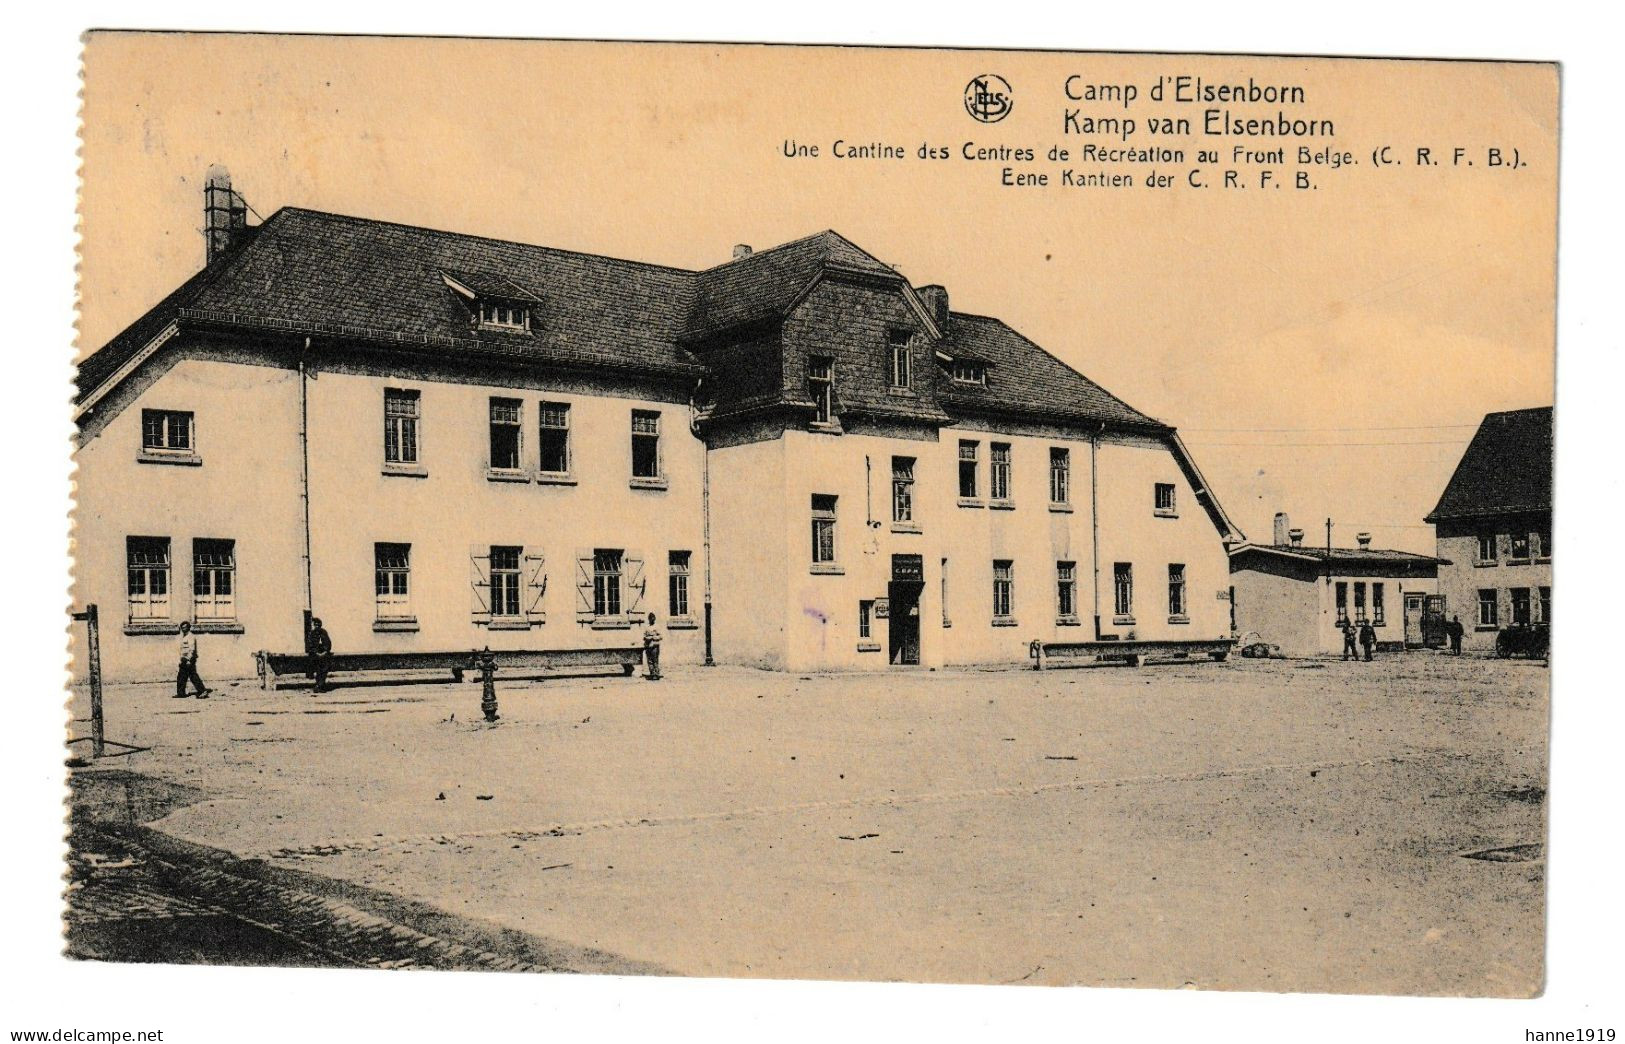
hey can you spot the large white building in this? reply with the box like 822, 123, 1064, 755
73, 186, 1244, 681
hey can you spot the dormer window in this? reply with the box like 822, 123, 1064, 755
442, 270, 537, 334
478, 300, 530, 331
889, 330, 913, 390
951, 360, 987, 385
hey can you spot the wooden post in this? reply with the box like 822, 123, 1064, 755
76, 605, 105, 759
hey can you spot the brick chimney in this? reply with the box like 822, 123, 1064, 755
1288, 528, 1305, 547
1273, 512, 1290, 546
732, 244, 752, 260
203, 165, 249, 265
917, 285, 950, 331
1356, 532, 1373, 549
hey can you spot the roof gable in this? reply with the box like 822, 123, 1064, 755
1425, 407, 1553, 522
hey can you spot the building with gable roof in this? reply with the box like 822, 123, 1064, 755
73, 176, 1244, 680
1424, 407, 1554, 654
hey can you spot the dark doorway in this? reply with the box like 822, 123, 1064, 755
889, 554, 924, 666
888, 580, 922, 665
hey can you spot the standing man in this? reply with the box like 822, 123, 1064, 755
1448, 615, 1464, 656
308, 616, 334, 693
1340, 618, 1358, 661
1359, 619, 1377, 662
175, 621, 210, 699
642, 611, 662, 681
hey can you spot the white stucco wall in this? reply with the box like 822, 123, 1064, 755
72, 354, 307, 681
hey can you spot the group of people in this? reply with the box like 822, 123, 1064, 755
1339, 617, 1379, 661
176, 612, 665, 699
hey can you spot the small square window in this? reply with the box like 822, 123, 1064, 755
140, 410, 195, 456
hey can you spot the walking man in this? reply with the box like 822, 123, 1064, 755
1448, 615, 1464, 656
1340, 618, 1358, 661
308, 616, 333, 693
642, 611, 662, 681
175, 621, 210, 699
1359, 619, 1377, 662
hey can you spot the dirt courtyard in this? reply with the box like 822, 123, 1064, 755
66, 654, 1548, 995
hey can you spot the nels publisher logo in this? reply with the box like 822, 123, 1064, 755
964, 74, 1013, 123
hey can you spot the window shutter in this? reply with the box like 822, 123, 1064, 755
575, 551, 595, 621
626, 552, 647, 617
470, 547, 491, 623
525, 550, 548, 624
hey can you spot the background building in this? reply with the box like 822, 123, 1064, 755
1425, 407, 1554, 654
1229, 514, 1444, 658
73, 178, 1243, 680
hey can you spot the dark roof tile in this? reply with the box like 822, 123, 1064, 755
1425, 407, 1553, 522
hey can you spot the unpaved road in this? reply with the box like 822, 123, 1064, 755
66, 655, 1547, 994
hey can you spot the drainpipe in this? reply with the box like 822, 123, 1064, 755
690, 380, 714, 666
299, 337, 314, 650
1091, 422, 1104, 640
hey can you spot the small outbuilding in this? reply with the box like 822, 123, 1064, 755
1228, 514, 1448, 658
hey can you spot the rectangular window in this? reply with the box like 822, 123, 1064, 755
1538, 586, 1551, 624
992, 560, 1014, 620
1478, 588, 1499, 627
384, 389, 420, 465
126, 536, 171, 620
1049, 448, 1071, 505
892, 456, 915, 524
811, 494, 838, 565
951, 360, 986, 385
478, 301, 529, 330
489, 546, 523, 618
1354, 581, 1367, 623
1113, 562, 1134, 619
1168, 564, 1187, 618
1476, 533, 1497, 564
1372, 582, 1385, 625
140, 410, 194, 453
374, 543, 412, 619
538, 402, 571, 475
1335, 581, 1349, 623
631, 410, 661, 479
489, 398, 523, 471
858, 599, 874, 640
1056, 561, 1077, 620
192, 539, 236, 621
1510, 587, 1532, 626
1533, 526, 1551, 559
958, 440, 979, 499
593, 549, 624, 618
990, 443, 1012, 501
668, 550, 691, 619
1509, 533, 1530, 560
809, 356, 834, 424
1154, 483, 1177, 515
889, 330, 912, 389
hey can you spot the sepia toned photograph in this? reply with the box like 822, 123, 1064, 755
64, 33, 1557, 1001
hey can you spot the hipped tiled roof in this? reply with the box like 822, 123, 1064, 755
77, 207, 1160, 433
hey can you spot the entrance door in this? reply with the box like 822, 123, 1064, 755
1404, 593, 1425, 648
888, 581, 922, 665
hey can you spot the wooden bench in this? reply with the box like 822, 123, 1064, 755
254, 646, 645, 690
1029, 638, 1234, 670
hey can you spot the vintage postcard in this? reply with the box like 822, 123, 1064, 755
68, 34, 1556, 997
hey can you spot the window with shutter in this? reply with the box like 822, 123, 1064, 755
525, 550, 548, 623
469, 547, 492, 622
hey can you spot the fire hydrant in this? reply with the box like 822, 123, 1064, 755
478, 647, 499, 722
